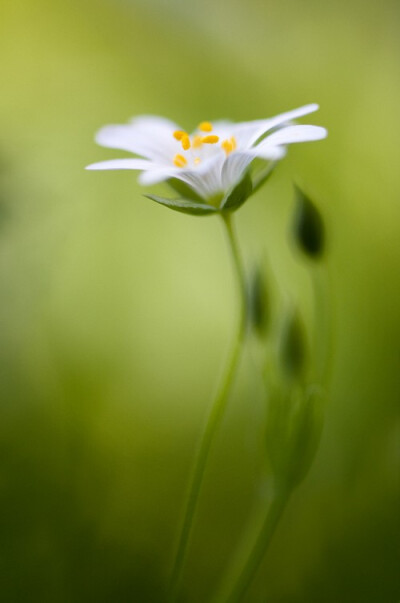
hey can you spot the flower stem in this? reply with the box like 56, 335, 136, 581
311, 265, 334, 386
168, 212, 247, 601
225, 485, 290, 603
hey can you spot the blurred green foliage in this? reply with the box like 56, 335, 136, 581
0, 0, 399, 601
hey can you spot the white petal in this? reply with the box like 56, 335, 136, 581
209, 120, 234, 131
221, 147, 286, 190
139, 155, 225, 200
140, 166, 216, 201
129, 115, 181, 135
202, 120, 234, 142
231, 103, 321, 150
95, 125, 142, 152
258, 125, 327, 148
139, 164, 211, 199
95, 115, 183, 163
257, 103, 320, 133
248, 146, 288, 161
85, 158, 155, 170
187, 155, 225, 198
127, 115, 183, 160
221, 152, 254, 191
139, 167, 182, 186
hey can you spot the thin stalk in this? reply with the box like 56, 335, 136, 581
225, 486, 290, 603
168, 212, 247, 601
311, 264, 334, 386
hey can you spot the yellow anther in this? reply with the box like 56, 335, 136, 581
194, 157, 201, 165
181, 134, 191, 151
199, 121, 213, 132
201, 135, 219, 144
192, 135, 203, 149
222, 136, 237, 155
173, 154, 187, 168
221, 139, 234, 155
173, 130, 187, 141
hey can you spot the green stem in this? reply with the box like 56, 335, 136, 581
168, 212, 248, 601
225, 485, 290, 603
311, 265, 334, 386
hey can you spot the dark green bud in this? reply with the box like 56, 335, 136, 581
292, 185, 325, 259
248, 267, 270, 336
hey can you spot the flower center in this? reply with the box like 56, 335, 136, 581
172, 121, 237, 168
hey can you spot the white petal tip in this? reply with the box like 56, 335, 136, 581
84, 158, 153, 171
312, 126, 328, 139
94, 125, 122, 147
297, 103, 319, 114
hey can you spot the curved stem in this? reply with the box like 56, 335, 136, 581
168, 212, 248, 601
225, 486, 290, 603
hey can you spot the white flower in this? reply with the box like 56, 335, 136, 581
86, 104, 327, 212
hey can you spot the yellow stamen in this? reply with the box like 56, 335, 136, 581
201, 135, 219, 144
192, 135, 203, 149
194, 157, 201, 165
173, 154, 187, 168
173, 130, 187, 141
199, 121, 213, 132
181, 134, 191, 151
222, 136, 237, 155
221, 139, 234, 155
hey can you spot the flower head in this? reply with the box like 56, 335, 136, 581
86, 104, 327, 215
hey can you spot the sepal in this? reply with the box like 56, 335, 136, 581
145, 195, 217, 216
167, 178, 205, 203
220, 172, 253, 211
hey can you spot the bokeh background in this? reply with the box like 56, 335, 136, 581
1, 0, 399, 601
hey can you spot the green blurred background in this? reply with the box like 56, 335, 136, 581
0, 0, 399, 601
